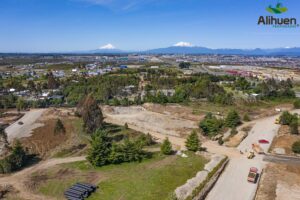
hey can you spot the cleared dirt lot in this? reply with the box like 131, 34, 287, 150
256, 163, 300, 200
103, 105, 198, 149
21, 108, 86, 158
270, 125, 300, 155
5, 109, 45, 142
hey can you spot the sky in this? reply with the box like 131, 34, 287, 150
0, 0, 300, 52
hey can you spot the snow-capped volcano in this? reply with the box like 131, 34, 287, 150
173, 42, 194, 47
99, 43, 116, 50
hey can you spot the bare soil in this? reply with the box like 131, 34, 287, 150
20, 108, 87, 159
103, 105, 198, 149
270, 125, 300, 155
256, 163, 300, 200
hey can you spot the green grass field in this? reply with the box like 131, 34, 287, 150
38, 152, 207, 200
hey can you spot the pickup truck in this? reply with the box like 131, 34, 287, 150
247, 167, 258, 183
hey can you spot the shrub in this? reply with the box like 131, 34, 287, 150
185, 130, 200, 152
243, 114, 250, 122
294, 99, 300, 109
137, 133, 154, 147
230, 127, 238, 135
279, 111, 298, 125
161, 138, 172, 155
199, 113, 224, 137
225, 110, 241, 128
290, 119, 299, 135
0, 141, 28, 174
292, 141, 300, 154
218, 137, 224, 146
124, 123, 129, 130
54, 119, 65, 134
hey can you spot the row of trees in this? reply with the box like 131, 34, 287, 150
160, 130, 201, 155
64, 74, 139, 106
145, 78, 234, 105
87, 130, 152, 167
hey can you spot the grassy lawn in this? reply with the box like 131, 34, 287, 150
38, 152, 207, 200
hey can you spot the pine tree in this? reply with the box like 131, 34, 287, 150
225, 110, 241, 128
185, 130, 200, 152
87, 130, 111, 167
161, 138, 172, 155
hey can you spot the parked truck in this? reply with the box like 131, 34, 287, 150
247, 167, 258, 183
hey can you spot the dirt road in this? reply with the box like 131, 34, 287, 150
0, 156, 86, 200
5, 109, 45, 142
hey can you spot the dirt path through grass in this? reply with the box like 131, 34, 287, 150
0, 156, 86, 200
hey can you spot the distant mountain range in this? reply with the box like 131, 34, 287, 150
2, 46, 300, 56
85, 46, 300, 56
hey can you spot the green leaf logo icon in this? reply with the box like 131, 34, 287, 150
266, 2, 288, 14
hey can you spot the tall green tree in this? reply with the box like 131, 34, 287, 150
185, 130, 200, 152
87, 130, 111, 167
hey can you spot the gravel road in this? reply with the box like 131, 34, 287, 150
206, 113, 282, 200
5, 109, 45, 142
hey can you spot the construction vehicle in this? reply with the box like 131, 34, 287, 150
247, 150, 255, 159
247, 167, 258, 183
252, 143, 264, 154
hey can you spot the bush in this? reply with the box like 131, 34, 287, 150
218, 138, 224, 146
292, 141, 300, 154
279, 111, 298, 125
124, 123, 129, 130
0, 141, 28, 174
137, 133, 154, 147
290, 119, 299, 135
294, 99, 300, 109
161, 138, 172, 155
230, 127, 238, 135
199, 113, 224, 137
185, 130, 200, 152
243, 114, 250, 122
54, 119, 65, 134
225, 110, 241, 128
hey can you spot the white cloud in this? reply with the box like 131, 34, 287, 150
173, 42, 194, 47
76, 0, 156, 11
99, 43, 116, 49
